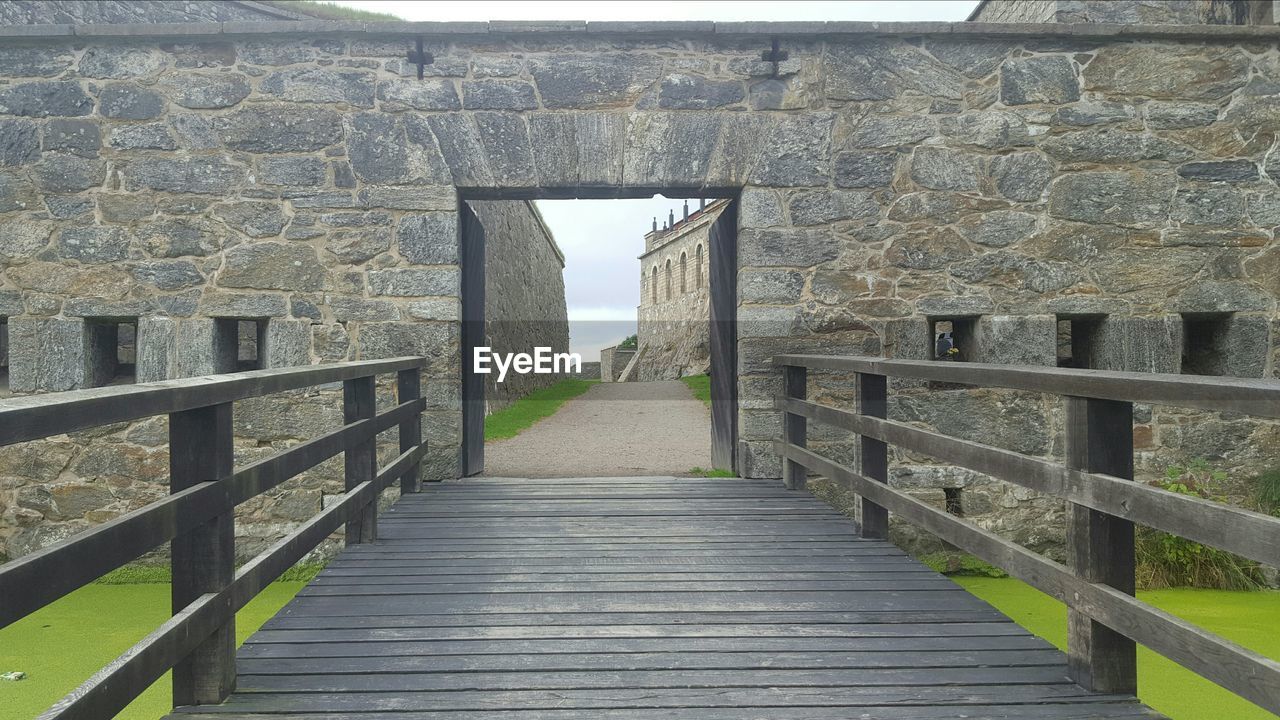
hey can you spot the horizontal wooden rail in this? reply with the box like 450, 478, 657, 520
776, 396, 1280, 568
0, 357, 430, 719
0, 356, 424, 446
773, 353, 1280, 715
0, 398, 426, 628
39, 442, 429, 720
775, 354, 1280, 419
774, 442, 1280, 714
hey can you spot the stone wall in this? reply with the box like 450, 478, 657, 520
599, 345, 635, 381
1, 0, 305, 25
472, 199, 569, 412
971, 0, 1274, 25
0, 21, 1277, 564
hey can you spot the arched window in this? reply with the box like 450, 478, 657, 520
679, 252, 688, 294
651, 266, 658, 304
664, 259, 672, 301
695, 244, 703, 289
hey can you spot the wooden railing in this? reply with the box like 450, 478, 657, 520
0, 357, 429, 720
773, 354, 1280, 714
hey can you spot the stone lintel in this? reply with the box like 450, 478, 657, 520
1, 19, 1276, 43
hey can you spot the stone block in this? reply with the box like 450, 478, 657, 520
98, 83, 165, 120
738, 188, 784, 228
747, 113, 833, 188
1047, 171, 1175, 228
474, 112, 536, 187
397, 212, 458, 265
462, 79, 538, 110
9, 317, 85, 392
910, 146, 979, 192
164, 73, 251, 110
265, 319, 313, 369
136, 316, 175, 383
0, 81, 92, 117
738, 228, 838, 268
377, 79, 461, 111
833, 151, 896, 188
575, 113, 625, 187
528, 53, 663, 110
1092, 316, 1182, 373
976, 315, 1056, 366
1000, 55, 1079, 105
214, 104, 342, 153
884, 318, 930, 360
260, 67, 375, 107
368, 268, 459, 297
219, 243, 326, 292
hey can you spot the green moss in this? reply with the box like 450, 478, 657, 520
0, 582, 305, 719
680, 374, 712, 408
689, 467, 735, 478
958, 577, 1280, 720
93, 562, 327, 585
918, 551, 1008, 577
1256, 467, 1280, 515
484, 379, 597, 441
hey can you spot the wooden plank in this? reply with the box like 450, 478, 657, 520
1065, 396, 1136, 695
776, 396, 1280, 567
232, 665, 1078, 692
342, 375, 377, 544
169, 402, 235, 707
233, 648, 1068, 674
782, 364, 808, 490
774, 354, 1280, 419
171, 707, 1158, 720
396, 367, 423, 493
0, 356, 424, 446
777, 441, 1280, 715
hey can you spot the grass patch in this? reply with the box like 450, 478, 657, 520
484, 379, 597, 441
259, 0, 403, 21
680, 374, 711, 408
958, 577, 1280, 720
689, 467, 735, 478
0, 581, 305, 719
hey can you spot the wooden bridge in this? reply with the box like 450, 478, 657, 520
2, 355, 1278, 719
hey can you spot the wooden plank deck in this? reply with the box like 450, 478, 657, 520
169, 477, 1161, 719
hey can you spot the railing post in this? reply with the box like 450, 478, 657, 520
397, 367, 423, 493
169, 402, 235, 706
857, 372, 889, 539
782, 365, 807, 490
344, 375, 378, 543
1065, 396, 1137, 695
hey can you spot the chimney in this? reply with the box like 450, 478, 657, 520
700, 198, 706, 210
668, 209, 675, 228
683, 200, 689, 221
652, 217, 657, 232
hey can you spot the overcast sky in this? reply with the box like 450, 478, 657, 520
330, 1, 981, 360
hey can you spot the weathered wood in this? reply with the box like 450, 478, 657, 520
774, 354, 1280, 419
396, 367, 423, 492
169, 402, 236, 707
1065, 397, 1136, 695
857, 372, 888, 539
0, 356, 425, 447
0, 398, 424, 629
776, 442, 1280, 715
343, 375, 377, 544
774, 396, 1280, 568
781, 365, 808, 490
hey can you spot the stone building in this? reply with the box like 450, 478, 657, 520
0, 9, 1277, 563
635, 198, 726, 380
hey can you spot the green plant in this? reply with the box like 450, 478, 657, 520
1136, 460, 1266, 590
618, 334, 638, 350
1255, 466, 1280, 516
688, 467, 735, 478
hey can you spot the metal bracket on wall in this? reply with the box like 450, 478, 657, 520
407, 36, 435, 80
760, 36, 789, 78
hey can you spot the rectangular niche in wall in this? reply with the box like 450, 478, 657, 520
1055, 316, 1103, 369
85, 318, 137, 387
215, 318, 267, 373
1181, 313, 1232, 376
929, 317, 977, 362
943, 487, 964, 517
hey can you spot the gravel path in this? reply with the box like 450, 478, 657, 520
481, 381, 713, 478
